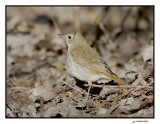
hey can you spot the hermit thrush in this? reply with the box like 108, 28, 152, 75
58, 32, 127, 96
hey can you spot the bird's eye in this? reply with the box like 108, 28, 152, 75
68, 36, 71, 39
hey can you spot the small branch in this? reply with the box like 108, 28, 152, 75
112, 88, 135, 102
92, 90, 117, 100
61, 80, 83, 93
121, 7, 132, 30
85, 84, 153, 89
85, 9, 116, 50
51, 16, 61, 33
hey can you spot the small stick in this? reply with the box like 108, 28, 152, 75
85, 84, 153, 89
112, 88, 135, 102
61, 80, 83, 93
92, 90, 117, 100
85, 9, 115, 50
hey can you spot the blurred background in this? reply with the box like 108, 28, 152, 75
6, 7, 153, 117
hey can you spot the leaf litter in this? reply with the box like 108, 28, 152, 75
6, 7, 153, 118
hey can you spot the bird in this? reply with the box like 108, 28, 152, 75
58, 32, 127, 98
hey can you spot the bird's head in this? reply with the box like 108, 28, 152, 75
58, 32, 86, 47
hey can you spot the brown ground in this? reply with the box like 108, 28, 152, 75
6, 6, 153, 118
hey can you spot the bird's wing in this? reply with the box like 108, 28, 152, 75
99, 58, 117, 76
70, 44, 117, 76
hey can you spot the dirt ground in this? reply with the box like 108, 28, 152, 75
6, 6, 154, 118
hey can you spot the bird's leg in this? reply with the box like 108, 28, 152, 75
86, 81, 92, 100
84, 81, 93, 109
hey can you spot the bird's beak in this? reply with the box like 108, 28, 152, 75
57, 33, 65, 39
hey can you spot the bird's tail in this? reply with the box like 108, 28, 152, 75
102, 72, 127, 85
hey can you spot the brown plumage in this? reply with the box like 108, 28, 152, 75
59, 32, 127, 86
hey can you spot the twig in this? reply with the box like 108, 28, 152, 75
74, 90, 86, 99
121, 7, 132, 30
57, 71, 67, 82
85, 84, 153, 89
61, 80, 83, 93
92, 90, 117, 100
9, 86, 30, 90
112, 88, 135, 102
51, 16, 61, 33
84, 9, 116, 50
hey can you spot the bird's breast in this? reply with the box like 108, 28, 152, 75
67, 52, 107, 82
